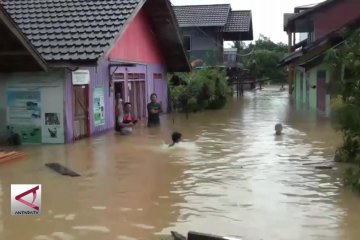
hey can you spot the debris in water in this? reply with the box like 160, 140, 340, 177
315, 166, 333, 170
45, 163, 80, 177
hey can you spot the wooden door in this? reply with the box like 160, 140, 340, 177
317, 70, 327, 113
153, 73, 163, 100
73, 85, 89, 140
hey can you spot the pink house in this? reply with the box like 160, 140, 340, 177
0, 0, 190, 144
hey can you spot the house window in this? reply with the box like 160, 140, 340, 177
183, 36, 191, 51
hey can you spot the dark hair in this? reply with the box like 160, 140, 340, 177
124, 102, 131, 107
150, 93, 157, 99
171, 132, 182, 143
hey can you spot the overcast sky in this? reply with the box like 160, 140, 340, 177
170, 0, 323, 44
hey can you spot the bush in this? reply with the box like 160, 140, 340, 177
343, 167, 360, 193
326, 30, 360, 193
168, 68, 231, 113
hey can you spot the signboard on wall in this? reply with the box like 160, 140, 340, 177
6, 90, 42, 144
93, 87, 105, 126
72, 70, 90, 85
6, 86, 65, 144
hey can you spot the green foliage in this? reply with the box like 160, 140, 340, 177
168, 68, 230, 114
326, 30, 360, 192
233, 35, 288, 83
343, 167, 360, 194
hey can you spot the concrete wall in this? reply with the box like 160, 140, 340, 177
0, 69, 65, 144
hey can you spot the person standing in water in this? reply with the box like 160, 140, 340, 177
115, 94, 124, 132
118, 102, 137, 135
147, 93, 163, 127
275, 123, 283, 135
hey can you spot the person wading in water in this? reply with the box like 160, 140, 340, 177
147, 93, 163, 127
118, 102, 137, 135
169, 132, 182, 147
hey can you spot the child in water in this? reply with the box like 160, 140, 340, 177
275, 123, 283, 135
169, 132, 182, 147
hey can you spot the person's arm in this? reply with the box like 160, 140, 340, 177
148, 103, 158, 114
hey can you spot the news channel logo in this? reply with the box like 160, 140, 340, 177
11, 184, 41, 216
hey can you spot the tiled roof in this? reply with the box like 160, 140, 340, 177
173, 4, 231, 27
0, 0, 141, 62
222, 11, 251, 32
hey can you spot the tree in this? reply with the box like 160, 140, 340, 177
233, 35, 288, 83
325, 29, 360, 193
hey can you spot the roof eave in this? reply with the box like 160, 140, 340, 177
144, 0, 191, 72
287, 0, 338, 27
0, 5, 47, 72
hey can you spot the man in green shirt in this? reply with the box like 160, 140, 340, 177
147, 93, 162, 127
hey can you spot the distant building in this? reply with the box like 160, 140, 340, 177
223, 48, 240, 68
173, 4, 253, 67
280, 0, 360, 116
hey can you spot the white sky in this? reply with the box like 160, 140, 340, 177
170, 0, 323, 44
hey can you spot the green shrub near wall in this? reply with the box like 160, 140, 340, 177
168, 68, 231, 114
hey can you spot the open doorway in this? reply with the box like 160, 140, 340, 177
114, 81, 125, 130
73, 85, 90, 140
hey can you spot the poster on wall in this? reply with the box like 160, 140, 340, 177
43, 112, 61, 141
41, 86, 65, 144
93, 87, 105, 126
6, 90, 42, 144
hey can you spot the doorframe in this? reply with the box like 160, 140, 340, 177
72, 84, 90, 140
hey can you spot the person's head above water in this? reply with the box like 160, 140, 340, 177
172, 132, 182, 143
275, 123, 283, 135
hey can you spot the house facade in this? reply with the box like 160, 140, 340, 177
0, 0, 190, 144
173, 4, 253, 67
281, 0, 360, 116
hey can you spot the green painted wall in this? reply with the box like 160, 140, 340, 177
293, 64, 331, 116
308, 67, 317, 110
295, 71, 301, 102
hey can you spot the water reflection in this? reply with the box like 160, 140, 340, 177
0, 87, 359, 240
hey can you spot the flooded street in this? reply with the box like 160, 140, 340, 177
1, 87, 360, 240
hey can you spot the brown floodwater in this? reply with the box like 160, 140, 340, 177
1, 87, 360, 240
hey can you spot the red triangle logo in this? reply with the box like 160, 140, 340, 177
15, 185, 40, 211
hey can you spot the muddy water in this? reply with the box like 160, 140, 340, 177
1, 87, 360, 240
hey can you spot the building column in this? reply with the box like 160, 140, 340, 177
287, 30, 294, 95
